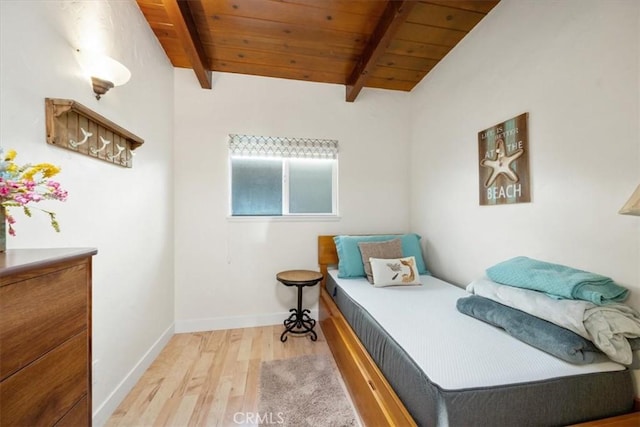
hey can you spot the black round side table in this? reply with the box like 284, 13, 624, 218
277, 270, 323, 342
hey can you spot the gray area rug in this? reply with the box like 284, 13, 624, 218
258, 354, 358, 427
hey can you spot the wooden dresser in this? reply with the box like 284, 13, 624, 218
0, 248, 97, 427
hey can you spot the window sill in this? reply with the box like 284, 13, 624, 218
226, 215, 341, 222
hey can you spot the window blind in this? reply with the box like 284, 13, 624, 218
229, 134, 339, 160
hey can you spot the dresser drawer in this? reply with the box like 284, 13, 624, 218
0, 263, 88, 380
0, 331, 88, 426
56, 395, 90, 427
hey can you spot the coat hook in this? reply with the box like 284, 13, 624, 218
69, 128, 92, 148
90, 136, 111, 154
107, 144, 125, 160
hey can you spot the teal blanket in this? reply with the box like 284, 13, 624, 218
486, 256, 629, 305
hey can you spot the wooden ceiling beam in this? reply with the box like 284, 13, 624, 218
162, 0, 212, 89
345, 0, 417, 102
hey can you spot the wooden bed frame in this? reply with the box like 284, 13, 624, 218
317, 235, 416, 427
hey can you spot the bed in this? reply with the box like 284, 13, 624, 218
317, 235, 636, 427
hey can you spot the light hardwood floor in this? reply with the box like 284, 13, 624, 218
106, 325, 340, 427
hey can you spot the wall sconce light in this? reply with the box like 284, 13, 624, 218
76, 49, 131, 100
619, 184, 640, 216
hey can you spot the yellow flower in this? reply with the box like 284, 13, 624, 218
22, 163, 61, 180
4, 149, 16, 161
40, 163, 61, 178
21, 167, 37, 180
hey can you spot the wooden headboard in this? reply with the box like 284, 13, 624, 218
318, 235, 338, 287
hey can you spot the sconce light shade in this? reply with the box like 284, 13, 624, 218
91, 77, 114, 99
619, 184, 640, 216
76, 50, 131, 100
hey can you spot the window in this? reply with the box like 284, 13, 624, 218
229, 134, 338, 217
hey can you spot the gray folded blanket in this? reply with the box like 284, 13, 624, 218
457, 295, 607, 364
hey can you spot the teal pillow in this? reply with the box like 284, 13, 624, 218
334, 234, 429, 278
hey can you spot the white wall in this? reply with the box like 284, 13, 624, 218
410, 0, 640, 308
0, 1, 175, 425
174, 70, 411, 331
3, 0, 637, 423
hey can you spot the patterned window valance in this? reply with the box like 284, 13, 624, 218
229, 134, 339, 159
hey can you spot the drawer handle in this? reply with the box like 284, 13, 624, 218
368, 380, 376, 391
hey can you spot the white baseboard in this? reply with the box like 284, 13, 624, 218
175, 309, 319, 333
92, 323, 174, 427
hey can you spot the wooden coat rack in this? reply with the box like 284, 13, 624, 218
45, 98, 144, 168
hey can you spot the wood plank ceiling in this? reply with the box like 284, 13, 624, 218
136, 0, 499, 101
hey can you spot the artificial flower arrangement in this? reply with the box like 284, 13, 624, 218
0, 148, 68, 236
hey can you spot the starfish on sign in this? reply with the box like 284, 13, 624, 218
480, 138, 524, 187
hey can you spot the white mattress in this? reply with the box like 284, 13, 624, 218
329, 270, 626, 390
